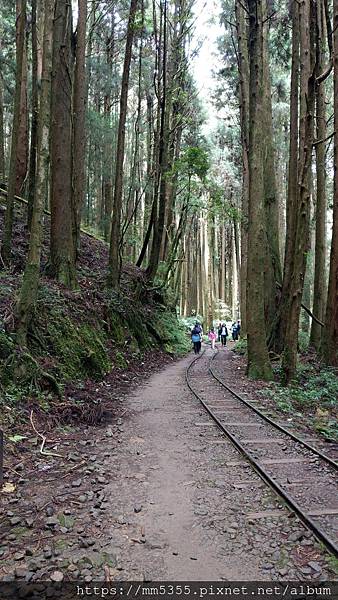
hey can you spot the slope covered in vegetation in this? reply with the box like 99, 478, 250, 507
0, 203, 190, 427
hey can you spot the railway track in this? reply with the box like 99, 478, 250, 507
186, 347, 338, 557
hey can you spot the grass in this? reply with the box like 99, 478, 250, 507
261, 363, 338, 441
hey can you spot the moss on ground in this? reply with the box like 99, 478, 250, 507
0, 283, 190, 410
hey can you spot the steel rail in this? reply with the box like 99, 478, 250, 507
185, 349, 338, 558
209, 348, 338, 470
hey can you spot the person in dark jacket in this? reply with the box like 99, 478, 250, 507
191, 322, 202, 354
220, 323, 228, 346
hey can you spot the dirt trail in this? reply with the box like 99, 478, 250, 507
105, 351, 260, 580
1, 346, 335, 582
106, 347, 336, 581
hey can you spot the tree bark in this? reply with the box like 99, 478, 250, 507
48, 0, 77, 288
0, 74, 5, 180
1, 0, 27, 265
72, 0, 88, 256
246, 0, 272, 380
108, 0, 139, 287
282, 0, 316, 383
235, 0, 249, 336
27, 0, 40, 229
322, 0, 338, 366
262, 0, 282, 336
310, 0, 328, 350
268, 1, 300, 353
16, 0, 53, 345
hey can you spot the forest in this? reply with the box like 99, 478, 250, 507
0, 0, 337, 391
1, 0, 338, 588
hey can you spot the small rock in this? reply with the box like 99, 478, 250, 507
79, 495, 87, 503
10, 516, 22, 526
288, 531, 304, 542
46, 506, 54, 517
14, 568, 29, 579
71, 479, 82, 488
43, 548, 53, 559
97, 476, 107, 485
50, 571, 64, 583
308, 561, 322, 573
134, 505, 142, 514
262, 563, 273, 570
13, 552, 26, 561
45, 517, 58, 528
60, 527, 68, 534
26, 517, 34, 528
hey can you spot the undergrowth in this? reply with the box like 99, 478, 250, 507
261, 364, 338, 441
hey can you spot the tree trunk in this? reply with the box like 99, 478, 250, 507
262, 0, 282, 335
16, 20, 29, 196
282, 0, 316, 383
16, 0, 53, 345
235, 0, 249, 336
147, 0, 169, 282
268, 1, 300, 353
108, 0, 139, 287
27, 0, 39, 229
72, 0, 88, 256
310, 0, 328, 350
322, 0, 338, 366
48, 0, 77, 288
246, 0, 272, 380
0, 74, 5, 180
1, 0, 27, 265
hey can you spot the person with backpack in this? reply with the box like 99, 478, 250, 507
217, 322, 222, 342
220, 323, 228, 346
191, 322, 202, 354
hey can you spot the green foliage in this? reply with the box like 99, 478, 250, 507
233, 338, 247, 356
151, 311, 191, 356
46, 313, 111, 381
176, 146, 210, 181
261, 365, 338, 441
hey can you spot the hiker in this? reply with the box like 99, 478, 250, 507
191, 322, 202, 354
232, 322, 238, 341
217, 322, 222, 342
236, 320, 241, 338
208, 327, 217, 350
220, 323, 228, 346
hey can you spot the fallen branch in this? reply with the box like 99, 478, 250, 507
29, 410, 63, 458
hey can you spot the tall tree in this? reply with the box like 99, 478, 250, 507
108, 0, 139, 288
72, 0, 88, 255
268, 0, 300, 354
1, 0, 27, 265
262, 0, 282, 335
322, 0, 338, 366
246, 0, 272, 380
235, 0, 249, 338
282, 0, 316, 383
48, 0, 77, 288
27, 0, 40, 229
16, 0, 54, 345
310, 0, 328, 349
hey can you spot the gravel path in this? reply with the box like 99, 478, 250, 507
0, 348, 337, 582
